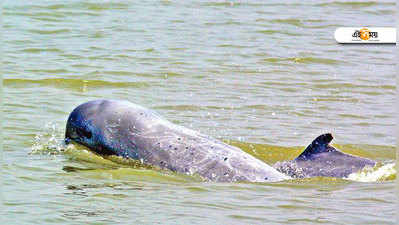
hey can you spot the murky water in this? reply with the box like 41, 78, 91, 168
3, 0, 396, 224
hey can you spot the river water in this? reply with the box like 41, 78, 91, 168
2, 0, 396, 224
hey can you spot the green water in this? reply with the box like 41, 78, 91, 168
3, 0, 396, 224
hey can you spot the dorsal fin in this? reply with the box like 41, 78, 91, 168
296, 133, 333, 160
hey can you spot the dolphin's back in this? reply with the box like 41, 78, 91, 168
74, 100, 289, 182
273, 134, 376, 178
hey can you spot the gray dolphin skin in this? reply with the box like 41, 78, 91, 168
65, 99, 290, 182
273, 133, 376, 178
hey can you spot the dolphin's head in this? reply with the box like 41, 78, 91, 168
65, 100, 115, 155
65, 101, 98, 148
65, 100, 140, 158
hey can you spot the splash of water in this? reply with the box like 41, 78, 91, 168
346, 162, 396, 182
31, 122, 67, 155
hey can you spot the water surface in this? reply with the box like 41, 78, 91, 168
3, 0, 396, 224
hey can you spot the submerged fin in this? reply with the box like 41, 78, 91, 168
296, 133, 333, 160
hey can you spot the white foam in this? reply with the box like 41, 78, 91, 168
346, 162, 396, 182
31, 122, 66, 155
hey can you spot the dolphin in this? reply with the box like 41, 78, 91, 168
273, 133, 376, 178
65, 99, 290, 182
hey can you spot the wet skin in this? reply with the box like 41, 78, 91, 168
65, 99, 289, 182
273, 133, 376, 178
66, 100, 375, 181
